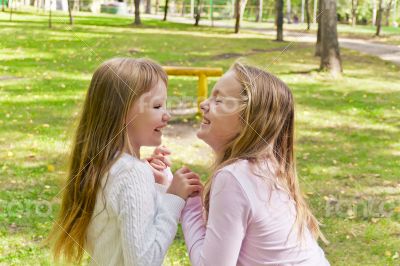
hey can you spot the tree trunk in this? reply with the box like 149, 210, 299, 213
385, 0, 393, 26
256, 0, 262, 22
134, 0, 141, 24
313, 0, 317, 23
49, 0, 52, 28
181, 1, 185, 16
376, 0, 383, 36
2, 0, 4, 12
194, 0, 201, 25
9, 0, 13, 21
315, 0, 321, 56
234, 0, 240, 33
351, 0, 357, 26
276, 0, 283, 41
145, 0, 151, 14
163, 0, 169, 20
372, 0, 377, 25
286, 0, 291, 23
393, 0, 398, 26
67, 0, 73, 25
301, 0, 304, 23
305, 0, 310, 29
239, 0, 248, 22
320, 0, 342, 76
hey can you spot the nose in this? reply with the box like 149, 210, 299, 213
199, 99, 209, 114
162, 110, 171, 122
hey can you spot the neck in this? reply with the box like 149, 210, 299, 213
124, 142, 141, 159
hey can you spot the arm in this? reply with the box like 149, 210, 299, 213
181, 170, 251, 266
112, 166, 186, 266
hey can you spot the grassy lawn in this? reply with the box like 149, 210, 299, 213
1, 10, 400, 266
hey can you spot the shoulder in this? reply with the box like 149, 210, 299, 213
103, 153, 156, 211
105, 153, 154, 195
213, 159, 278, 203
214, 159, 252, 188
211, 160, 251, 198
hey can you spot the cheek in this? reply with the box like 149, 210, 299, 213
211, 110, 241, 140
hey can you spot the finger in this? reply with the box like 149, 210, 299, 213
188, 178, 203, 185
153, 146, 171, 156
152, 154, 171, 167
177, 166, 191, 174
189, 191, 200, 198
188, 185, 203, 193
150, 162, 166, 171
151, 158, 166, 168
184, 172, 200, 180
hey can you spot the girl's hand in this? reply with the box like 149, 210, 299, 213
146, 146, 172, 185
151, 145, 172, 167
167, 167, 203, 200
146, 160, 168, 185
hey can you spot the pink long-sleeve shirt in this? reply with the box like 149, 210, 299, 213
181, 159, 330, 266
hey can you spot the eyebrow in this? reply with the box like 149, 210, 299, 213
213, 89, 227, 97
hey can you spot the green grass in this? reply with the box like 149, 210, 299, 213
1, 10, 400, 265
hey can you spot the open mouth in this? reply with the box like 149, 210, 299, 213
154, 126, 164, 132
201, 117, 211, 125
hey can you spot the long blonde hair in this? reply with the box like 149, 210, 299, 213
48, 58, 168, 264
203, 62, 327, 243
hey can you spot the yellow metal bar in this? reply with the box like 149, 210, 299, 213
163, 66, 223, 113
163, 66, 223, 77
198, 73, 208, 109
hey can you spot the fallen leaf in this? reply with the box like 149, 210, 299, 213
47, 164, 55, 172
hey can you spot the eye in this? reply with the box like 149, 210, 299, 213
215, 97, 223, 104
154, 104, 162, 109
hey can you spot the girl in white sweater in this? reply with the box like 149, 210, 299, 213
49, 58, 202, 265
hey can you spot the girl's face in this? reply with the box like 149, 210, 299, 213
197, 71, 243, 152
126, 80, 170, 156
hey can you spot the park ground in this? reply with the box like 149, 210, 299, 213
0, 10, 400, 265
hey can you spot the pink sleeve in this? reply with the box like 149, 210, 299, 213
181, 170, 251, 266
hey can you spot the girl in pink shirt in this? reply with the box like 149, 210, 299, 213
180, 62, 330, 265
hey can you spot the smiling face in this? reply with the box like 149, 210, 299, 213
197, 70, 243, 153
125, 80, 170, 156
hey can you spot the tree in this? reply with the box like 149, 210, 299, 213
376, 0, 383, 35
351, 0, 358, 26
372, 0, 377, 25
67, 0, 73, 25
194, 0, 201, 26
256, 0, 263, 22
134, 0, 141, 24
305, 0, 310, 30
49, 0, 53, 28
385, 0, 394, 26
145, 0, 151, 14
9, 0, 13, 21
286, 0, 291, 23
234, 0, 240, 33
315, 0, 321, 56
320, 0, 342, 76
276, 0, 283, 41
393, 0, 398, 26
163, 0, 169, 21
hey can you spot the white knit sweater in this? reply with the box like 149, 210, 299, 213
85, 153, 185, 266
